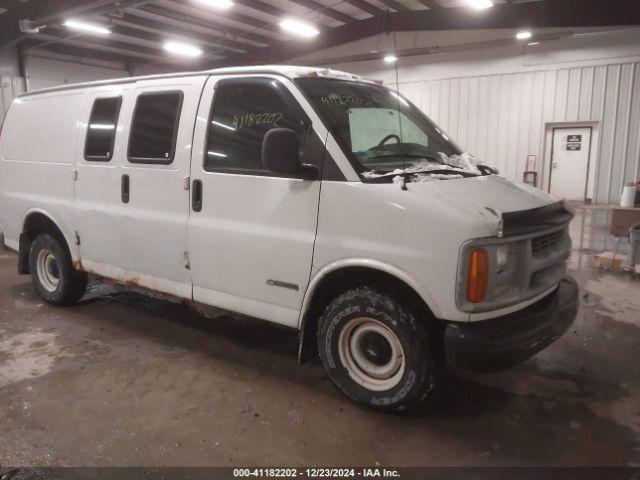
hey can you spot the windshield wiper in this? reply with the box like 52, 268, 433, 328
364, 168, 479, 185
365, 153, 477, 173
365, 153, 443, 163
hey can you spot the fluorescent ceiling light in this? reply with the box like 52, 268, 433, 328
89, 124, 115, 130
527, 41, 540, 46
194, 0, 234, 9
279, 18, 319, 38
383, 54, 398, 63
462, 0, 493, 10
164, 41, 203, 58
63, 19, 111, 35
516, 30, 533, 40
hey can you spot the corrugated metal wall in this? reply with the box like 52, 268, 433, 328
392, 60, 640, 204
25, 57, 127, 91
2, 57, 127, 128
0, 75, 25, 127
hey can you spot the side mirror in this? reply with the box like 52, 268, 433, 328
262, 128, 319, 180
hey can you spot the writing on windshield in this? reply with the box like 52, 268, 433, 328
295, 77, 461, 175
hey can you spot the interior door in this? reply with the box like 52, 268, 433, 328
550, 127, 592, 201
188, 76, 324, 327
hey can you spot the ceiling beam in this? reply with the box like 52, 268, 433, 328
104, 14, 250, 53
1, 0, 98, 46
302, 30, 574, 65
381, 0, 640, 31
377, 0, 411, 12
135, 4, 273, 45
0, 0, 153, 47
32, 0, 155, 27
25, 31, 170, 63
212, 0, 640, 67
287, 0, 356, 24
158, 0, 276, 35
231, 0, 290, 19
415, 0, 440, 9
20, 38, 143, 68
111, 18, 249, 54
43, 22, 229, 62
341, 0, 385, 17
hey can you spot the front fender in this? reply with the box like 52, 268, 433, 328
296, 258, 443, 364
299, 258, 443, 328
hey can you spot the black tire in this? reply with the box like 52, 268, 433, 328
317, 286, 435, 412
29, 233, 87, 306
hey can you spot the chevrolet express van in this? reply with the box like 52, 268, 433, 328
0, 66, 578, 411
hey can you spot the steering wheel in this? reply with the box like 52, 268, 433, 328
377, 134, 401, 147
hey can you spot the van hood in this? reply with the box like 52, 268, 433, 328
412, 175, 559, 235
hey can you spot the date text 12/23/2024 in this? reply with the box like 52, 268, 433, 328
233, 468, 400, 478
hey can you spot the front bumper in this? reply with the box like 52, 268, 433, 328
444, 275, 579, 372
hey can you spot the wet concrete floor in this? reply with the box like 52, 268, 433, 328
0, 205, 639, 467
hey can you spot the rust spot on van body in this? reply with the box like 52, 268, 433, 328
123, 277, 142, 288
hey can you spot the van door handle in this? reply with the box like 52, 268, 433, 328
121, 174, 130, 204
192, 179, 203, 212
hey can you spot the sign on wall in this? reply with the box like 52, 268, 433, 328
563, 134, 583, 151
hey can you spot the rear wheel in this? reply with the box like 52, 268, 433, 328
317, 286, 435, 411
29, 233, 87, 305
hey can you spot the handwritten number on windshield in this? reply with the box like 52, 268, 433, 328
233, 112, 283, 129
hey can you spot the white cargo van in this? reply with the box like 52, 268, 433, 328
0, 66, 578, 410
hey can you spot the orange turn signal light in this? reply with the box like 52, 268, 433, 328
467, 248, 489, 303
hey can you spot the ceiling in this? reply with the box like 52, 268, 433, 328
0, 0, 639, 72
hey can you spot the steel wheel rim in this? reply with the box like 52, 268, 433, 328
36, 249, 60, 292
338, 317, 405, 392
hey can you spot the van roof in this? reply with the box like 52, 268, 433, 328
18, 65, 379, 97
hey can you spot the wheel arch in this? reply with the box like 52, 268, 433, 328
297, 259, 444, 363
18, 209, 76, 275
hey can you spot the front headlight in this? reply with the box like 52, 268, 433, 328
496, 245, 510, 273
460, 240, 521, 309
466, 248, 489, 303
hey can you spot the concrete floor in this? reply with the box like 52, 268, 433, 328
1, 205, 639, 467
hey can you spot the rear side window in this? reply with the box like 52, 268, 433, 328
205, 79, 305, 175
84, 97, 121, 161
128, 91, 182, 164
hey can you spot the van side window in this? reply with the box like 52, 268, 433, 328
128, 91, 182, 164
205, 79, 306, 175
84, 97, 122, 161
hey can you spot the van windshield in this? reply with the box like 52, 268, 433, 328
295, 77, 462, 176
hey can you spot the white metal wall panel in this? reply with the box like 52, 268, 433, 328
25, 57, 127, 91
387, 60, 640, 204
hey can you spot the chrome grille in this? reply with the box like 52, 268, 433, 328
531, 230, 564, 255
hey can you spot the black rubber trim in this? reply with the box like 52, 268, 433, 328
18, 233, 31, 274
127, 90, 183, 165
83, 95, 122, 162
502, 201, 574, 237
444, 276, 579, 372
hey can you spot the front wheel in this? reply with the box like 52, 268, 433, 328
317, 287, 435, 411
29, 233, 87, 306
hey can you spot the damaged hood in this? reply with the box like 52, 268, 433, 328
412, 175, 558, 235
